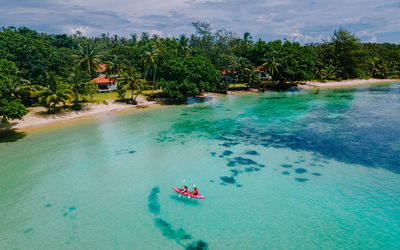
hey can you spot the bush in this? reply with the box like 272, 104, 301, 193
71, 103, 82, 110
103, 100, 109, 105
158, 79, 200, 101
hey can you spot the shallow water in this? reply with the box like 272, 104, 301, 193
1, 83, 400, 249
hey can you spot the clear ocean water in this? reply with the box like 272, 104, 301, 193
1, 83, 400, 249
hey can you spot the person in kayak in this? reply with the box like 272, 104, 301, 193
190, 185, 199, 195
181, 186, 189, 194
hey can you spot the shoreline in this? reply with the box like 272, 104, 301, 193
1, 79, 398, 133
299, 78, 398, 89
0, 97, 161, 133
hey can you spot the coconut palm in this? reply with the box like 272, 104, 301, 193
141, 43, 155, 80
105, 55, 124, 83
67, 69, 96, 108
38, 73, 73, 113
262, 57, 280, 82
151, 38, 164, 92
77, 41, 100, 75
119, 66, 145, 104
177, 34, 190, 57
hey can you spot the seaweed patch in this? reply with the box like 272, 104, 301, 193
295, 178, 309, 183
295, 168, 307, 174
244, 150, 260, 156
148, 186, 160, 215
220, 176, 236, 184
186, 240, 208, 250
219, 150, 233, 157
245, 167, 260, 172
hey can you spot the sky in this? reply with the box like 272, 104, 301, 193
1, 0, 400, 43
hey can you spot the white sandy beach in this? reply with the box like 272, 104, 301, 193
1, 97, 158, 132
300, 78, 398, 89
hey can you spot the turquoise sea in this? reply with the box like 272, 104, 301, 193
1, 83, 400, 249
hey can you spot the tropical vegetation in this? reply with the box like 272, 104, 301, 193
0, 24, 399, 123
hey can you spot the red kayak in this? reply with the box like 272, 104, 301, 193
172, 187, 204, 199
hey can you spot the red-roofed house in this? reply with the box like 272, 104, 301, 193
220, 70, 238, 82
91, 64, 117, 92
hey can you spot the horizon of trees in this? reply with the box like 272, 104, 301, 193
1, 23, 400, 123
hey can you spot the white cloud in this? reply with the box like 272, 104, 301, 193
0, 0, 399, 43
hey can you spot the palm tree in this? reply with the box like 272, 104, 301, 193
119, 66, 145, 104
77, 41, 100, 75
67, 69, 96, 108
151, 38, 164, 92
105, 55, 124, 84
13, 79, 45, 106
141, 43, 155, 80
262, 57, 280, 82
38, 73, 73, 113
177, 34, 190, 57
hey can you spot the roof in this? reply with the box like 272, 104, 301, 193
94, 64, 107, 73
255, 66, 264, 72
91, 76, 115, 84
220, 70, 237, 75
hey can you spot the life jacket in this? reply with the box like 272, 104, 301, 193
193, 189, 198, 195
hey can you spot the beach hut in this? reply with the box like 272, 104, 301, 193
92, 64, 117, 92
92, 76, 117, 92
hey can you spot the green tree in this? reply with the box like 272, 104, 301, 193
331, 28, 366, 79
38, 73, 73, 113
262, 57, 280, 82
77, 41, 100, 75
119, 66, 145, 104
0, 59, 29, 123
67, 69, 95, 109
0, 27, 66, 84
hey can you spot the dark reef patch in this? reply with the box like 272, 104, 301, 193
244, 150, 260, 156
230, 169, 241, 176
236, 184, 242, 188
232, 157, 258, 166
209, 180, 214, 183
155, 218, 177, 239
220, 142, 240, 147
282, 171, 290, 175
148, 186, 160, 215
312, 173, 322, 176
186, 240, 208, 250
210, 152, 216, 157
220, 176, 236, 184
23, 228, 33, 234
69, 206, 76, 211
295, 168, 307, 174
245, 167, 260, 172
281, 164, 293, 168
219, 150, 233, 158
45, 204, 52, 208
295, 178, 309, 183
